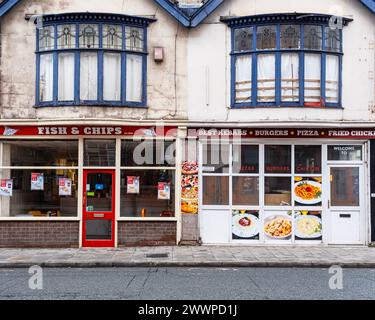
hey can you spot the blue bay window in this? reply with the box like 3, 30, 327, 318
35, 13, 155, 107
222, 13, 352, 108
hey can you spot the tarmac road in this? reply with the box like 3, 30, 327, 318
0, 267, 374, 300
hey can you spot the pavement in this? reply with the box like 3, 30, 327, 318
0, 245, 375, 268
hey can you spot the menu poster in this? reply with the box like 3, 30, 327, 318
158, 182, 171, 200
294, 177, 322, 206
127, 176, 140, 194
181, 161, 199, 215
0, 179, 13, 197
59, 178, 72, 196
232, 210, 260, 240
31, 173, 44, 191
295, 211, 322, 241
264, 211, 293, 241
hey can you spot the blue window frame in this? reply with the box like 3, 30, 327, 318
35, 13, 155, 108
222, 14, 352, 109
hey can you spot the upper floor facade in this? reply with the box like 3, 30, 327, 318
0, 0, 374, 125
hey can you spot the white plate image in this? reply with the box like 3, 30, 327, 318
232, 214, 260, 239
295, 215, 322, 239
294, 180, 322, 205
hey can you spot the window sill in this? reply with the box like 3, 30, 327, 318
34, 102, 147, 109
0, 217, 80, 222
231, 104, 343, 110
117, 217, 178, 222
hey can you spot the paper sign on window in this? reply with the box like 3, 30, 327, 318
31, 173, 44, 191
59, 178, 72, 196
158, 182, 171, 200
0, 179, 13, 197
127, 176, 140, 194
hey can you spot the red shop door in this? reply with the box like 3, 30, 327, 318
82, 170, 115, 248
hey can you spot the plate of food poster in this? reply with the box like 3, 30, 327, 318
182, 162, 198, 175
295, 211, 322, 240
294, 178, 322, 205
181, 199, 198, 214
264, 213, 293, 240
232, 210, 260, 240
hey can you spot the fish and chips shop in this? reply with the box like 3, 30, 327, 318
0, 124, 374, 248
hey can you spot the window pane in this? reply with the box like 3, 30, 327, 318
325, 27, 341, 52
326, 55, 339, 104
257, 54, 275, 102
256, 26, 276, 50
85, 172, 113, 212
304, 54, 321, 103
85, 220, 112, 240
58, 53, 75, 101
203, 176, 229, 205
295, 145, 322, 174
79, 24, 99, 49
202, 144, 230, 174
1, 169, 78, 217
328, 145, 362, 161
280, 25, 300, 49
121, 170, 175, 217
126, 54, 143, 102
234, 27, 253, 52
281, 53, 299, 102
121, 140, 176, 167
39, 26, 55, 51
125, 27, 144, 52
2, 140, 78, 167
233, 145, 259, 173
235, 55, 252, 104
103, 53, 121, 101
304, 25, 322, 50
265, 177, 291, 206
232, 177, 259, 205
80, 52, 98, 101
103, 24, 123, 50
330, 167, 359, 206
265, 145, 291, 174
294, 177, 322, 206
39, 54, 54, 102
84, 140, 116, 167
57, 24, 76, 49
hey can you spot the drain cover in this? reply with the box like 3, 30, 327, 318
146, 253, 169, 258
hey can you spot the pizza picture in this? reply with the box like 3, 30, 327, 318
182, 162, 198, 175
181, 199, 198, 214
181, 187, 198, 200
182, 175, 198, 189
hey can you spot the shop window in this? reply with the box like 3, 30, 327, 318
84, 140, 116, 167
265, 177, 291, 206
2, 140, 78, 167
232, 145, 259, 174
295, 145, 322, 174
265, 145, 291, 174
120, 170, 175, 218
228, 16, 347, 108
232, 177, 259, 206
36, 13, 152, 107
121, 140, 176, 167
202, 144, 230, 174
203, 176, 229, 206
0, 169, 78, 217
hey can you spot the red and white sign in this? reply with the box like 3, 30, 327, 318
0, 179, 13, 197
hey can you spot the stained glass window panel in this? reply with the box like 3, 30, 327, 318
280, 25, 300, 49
79, 24, 99, 49
256, 26, 276, 50
39, 26, 55, 51
304, 25, 323, 50
57, 25, 76, 49
125, 27, 144, 52
325, 27, 341, 52
234, 27, 253, 52
103, 24, 123, 50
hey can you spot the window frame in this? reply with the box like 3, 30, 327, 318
230, 21, 344, 109
35, 17, 150, 108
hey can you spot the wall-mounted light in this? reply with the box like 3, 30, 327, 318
154, 47, 164, 62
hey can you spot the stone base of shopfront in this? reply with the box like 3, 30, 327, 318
0, 221, 80, 248
118, 221, 177, 247
180, 214, 200, 245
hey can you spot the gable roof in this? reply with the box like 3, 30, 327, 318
0, 0, 374, 23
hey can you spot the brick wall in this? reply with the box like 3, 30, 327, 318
118, 221, 177, 247
0, 221, 80, 248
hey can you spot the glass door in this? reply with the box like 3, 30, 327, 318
328, 165, 363, 244
82, 170, 115, 247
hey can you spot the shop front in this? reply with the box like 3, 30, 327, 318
0, 125, 179, 248
191, 128, 374, 246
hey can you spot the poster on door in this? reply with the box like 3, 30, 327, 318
0, 179, 13, 197
127, 176, 140, 194
59, 178, 72, 196
31, 173, 44, 191
158, 182, 171, 200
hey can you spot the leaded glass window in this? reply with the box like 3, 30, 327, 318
325, 27, 341, 52
79, 24, 99, 49
39, 26, 55, 51
125, 27, 144, 52
234, 27, 253, 52
256, 26, 276, 50
304, 25, 323, 50
103, 24, 123, 50
57, 25, 76, 49
280, 25, 300, 49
